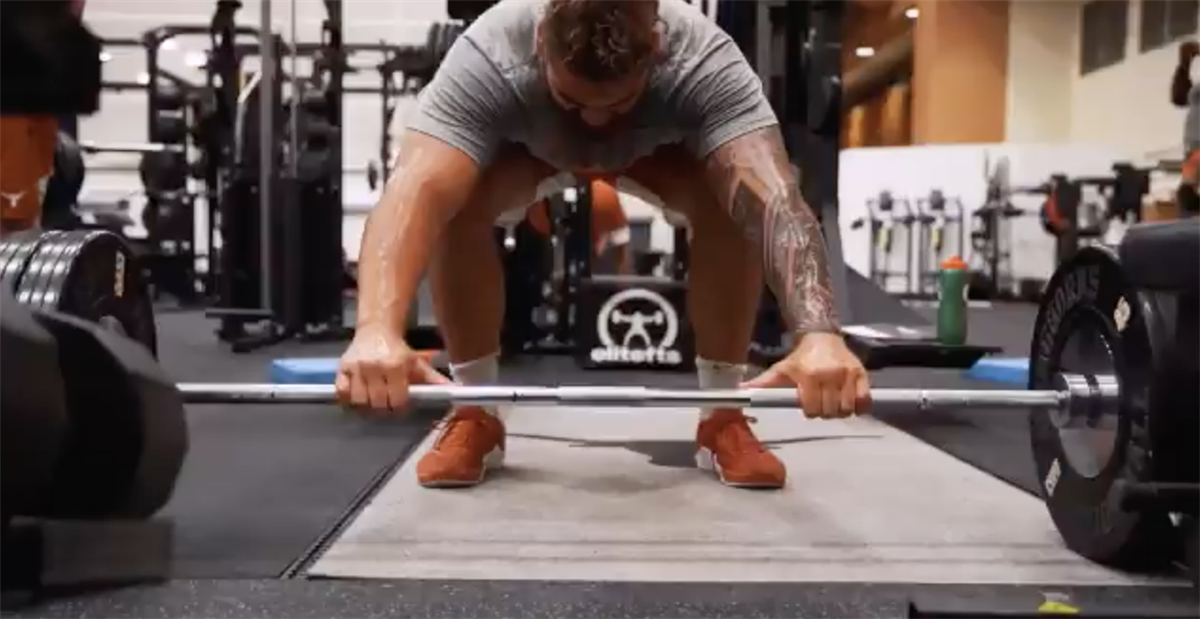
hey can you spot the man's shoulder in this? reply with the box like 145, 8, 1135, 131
654, 0, 736, 83
461, 0, 543, 74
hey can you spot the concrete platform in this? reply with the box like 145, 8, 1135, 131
308, 407, 1163, 586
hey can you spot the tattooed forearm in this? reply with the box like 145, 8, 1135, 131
705, 127, 840, 335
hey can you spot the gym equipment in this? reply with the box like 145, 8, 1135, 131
269, 351, 450, 385
969, 156, 1031, 301
79, 141, 184, 155
575, 275, 694, 372
1029, 236, 1199, 571
0, 286, 69, 520
0, 229, 157, 355
1109, 163, 1151, 222
202, 0, 350, 352
181, 373, 1109, 409
1039, 175, 1113, 266
849, 190, 915, 293
1119, 219, 1200, 291
913, 190, 965, 299
41, 131, 87, 230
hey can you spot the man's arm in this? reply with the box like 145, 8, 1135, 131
357, 30, 510, 335
703, 127, 840, 335
355, 131, 479, 334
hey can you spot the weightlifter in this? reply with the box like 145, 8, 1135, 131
0, 0, 88, 237
337, 0, 871, 490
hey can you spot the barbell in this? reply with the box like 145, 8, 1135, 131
0, 225, 1197, 584
175, 375, 1113, 416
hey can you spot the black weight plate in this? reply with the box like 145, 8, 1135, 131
32, 310, 187, 519
1028, 245, 1174, 569
14, 229, 68, 306
23, 230, 83, 311
0, 229, 51, 293
0, 290, 69, 519
17, 229, 157, 356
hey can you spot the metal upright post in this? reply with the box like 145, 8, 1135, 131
258, 0, 275, 313
791, 0, 851, 322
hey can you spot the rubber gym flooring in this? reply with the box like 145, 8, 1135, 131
11, 304, 1199, 618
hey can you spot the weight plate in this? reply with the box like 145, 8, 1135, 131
17, 230, 76, 313
17, 229, 157, 356
0, 229, 46, 293
0, 291, 69, 519
32, 309, 187, 520
1028, 245, 1174, 569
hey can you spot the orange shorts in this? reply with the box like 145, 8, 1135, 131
0, 116, 59, 230
1183, 148, 1199, 187
527, 177, 630, 255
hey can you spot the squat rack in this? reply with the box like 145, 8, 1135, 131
737, 0, 851, 320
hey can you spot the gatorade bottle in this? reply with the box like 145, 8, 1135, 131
937, 255, 968, 346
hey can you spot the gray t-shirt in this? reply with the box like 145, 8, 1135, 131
407, 0, 777, 172
1185, 82, 1199, 152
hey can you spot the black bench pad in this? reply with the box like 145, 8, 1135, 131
1118, 219, 1200, 292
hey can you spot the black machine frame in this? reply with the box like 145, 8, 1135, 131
203, 0, 349, 353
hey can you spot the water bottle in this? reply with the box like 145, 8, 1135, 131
937, 255, 968, 346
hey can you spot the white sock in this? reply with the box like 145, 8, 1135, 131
449, 353, 503, 420
696, 357, 746, 421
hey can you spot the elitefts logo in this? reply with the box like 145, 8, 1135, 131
590, 288, 683, 366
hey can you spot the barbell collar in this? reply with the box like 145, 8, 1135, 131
176, 373, 1112, 411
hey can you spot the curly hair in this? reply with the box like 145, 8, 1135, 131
540, 0, 660, 83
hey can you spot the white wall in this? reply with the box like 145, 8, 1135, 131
1006, 0, 1196, 162
1069, 1, 1193, 160
1005, 0, 1078, 143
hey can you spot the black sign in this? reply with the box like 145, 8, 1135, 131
574, 275, 694, 371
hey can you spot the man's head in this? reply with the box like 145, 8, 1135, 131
538, 0, 661, 132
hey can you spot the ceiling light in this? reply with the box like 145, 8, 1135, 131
855, 46, 876, 58
160, 39, 177, 51
99, 51, 112, 62
135, 71, 151, 85
905, 7, 919, 19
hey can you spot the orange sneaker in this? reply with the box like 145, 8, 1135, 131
695, 409, 786, 489
416, 407, 506, 488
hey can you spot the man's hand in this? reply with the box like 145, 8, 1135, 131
336, 325, 451, 415
741, 332, 870, 419
1181, 40, 1199, 68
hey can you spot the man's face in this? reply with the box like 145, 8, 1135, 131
542, 52, 650, 136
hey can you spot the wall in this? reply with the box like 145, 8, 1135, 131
1005, 0, 1195, 161
910, 0, 1011, 144
1068, 1, 1194, 160
1004, 0, 1077, 143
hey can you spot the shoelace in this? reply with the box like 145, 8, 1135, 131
431, 416, 484, 450
716, 415, 766, 454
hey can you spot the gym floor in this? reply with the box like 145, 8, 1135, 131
11, 304, 1199, 618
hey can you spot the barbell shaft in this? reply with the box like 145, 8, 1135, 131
79, 141, 184, 155
175, 377, 1115, 411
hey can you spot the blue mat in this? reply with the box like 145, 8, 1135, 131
275, 356, 1034, 387
965, 357, 1029, 386
271, 358, 340, 385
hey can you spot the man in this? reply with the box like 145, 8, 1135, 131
525, 177, 634, 273
337, 0, 870, 490
0, 0, 87, 237
1172, 40, 1199, 214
